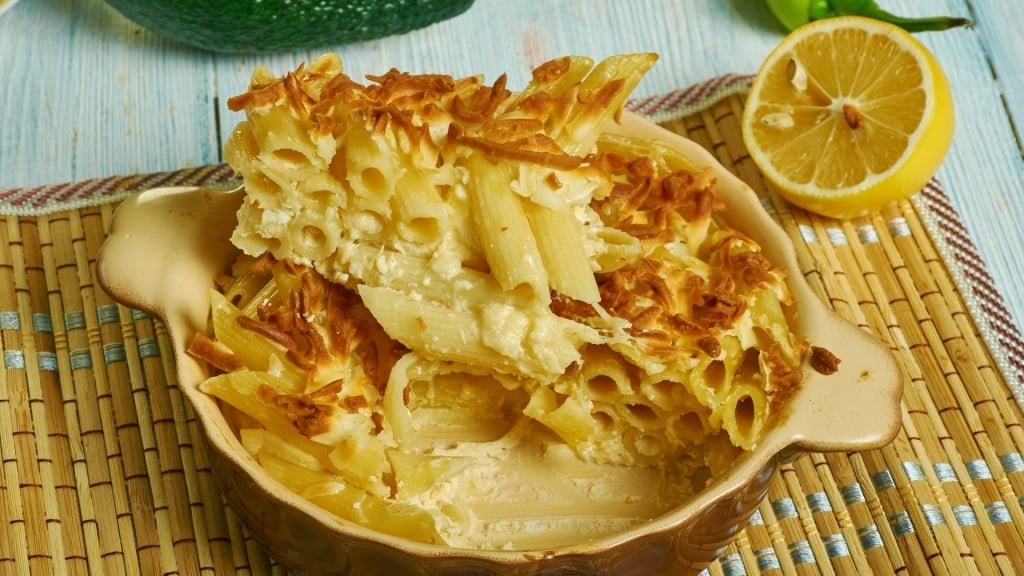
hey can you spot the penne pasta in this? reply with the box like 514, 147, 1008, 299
297, 171, 348, 210
556, 53, 658, 155
576, 345, 635, 401
240, 428, 322, 472
251, 105, 324, 176
714, 382, 769, 450
193, 52, 816, 549
222, 266, 272, 313
382, 352, 432, 447
590, 226, 642, 273
392, 167, 448, 249
358, 285, 581, 380
523, 198, 600, 303
199, 371, 334, 466
464, 153, 550, 303
343, 127, 401, 213
524, 387, 608, 448
496, 55, 594, 124
258, 452, 443, 544
209, 290, 306, 390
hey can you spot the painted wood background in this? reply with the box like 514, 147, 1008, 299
1, 0, 1022, 335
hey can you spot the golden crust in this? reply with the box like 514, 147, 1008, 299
194, 255, 409, 437
218, 54, 818, 453
223, 53, 609, 173
258, 380, 343, 438
187, 332, 247, 373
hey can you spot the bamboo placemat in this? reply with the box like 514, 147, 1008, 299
2, 82, 1024, 576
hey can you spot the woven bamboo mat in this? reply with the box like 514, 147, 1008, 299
3, 87, 1024, 576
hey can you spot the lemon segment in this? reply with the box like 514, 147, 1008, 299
741, 16, 955, 219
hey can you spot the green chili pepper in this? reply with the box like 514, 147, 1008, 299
766, 0, 971, 33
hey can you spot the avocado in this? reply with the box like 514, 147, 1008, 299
103, 0, 477, 53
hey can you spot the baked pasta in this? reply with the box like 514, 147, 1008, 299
189, 53, 821, 549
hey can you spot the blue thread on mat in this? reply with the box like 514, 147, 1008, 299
985, 501, 1013, 524
65, 310, 87, 330
102, 342, 126, 364
857, 224, 880, 244
748, 509, 764, 526
872, 469, 896, 492
4, 349, 25, 369
888, 217, 912, 238
32, 313, 52, 333
966, 459, 993, 481
137, 338, 160, 359
822, 534, 850, 558
825, 227, 847, 246
806, 491, 832, 514
754, 547, 781, 571
888, 511, 916, 537
798, 224, 817, 244
858, 524, 884, 550
64, 310, 86, 331
788, 540, 815, 565
0, 311, 21, 330
760, 198, 777, 215
720, 553, 746, 576
131, 309, 149, 321
1000, 452, 1024, 474
37, 351, 57, 371
952, 505, 978, 527
903, 461, 926, 482
97, 304, 120, 325
934, 463, 958, 483
841, 482, 866, 505
772, 497, 798, 520
70, 349, 92, 370
921, 504, 946, 526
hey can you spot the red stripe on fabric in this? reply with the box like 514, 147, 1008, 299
648, 75, 727, 114
917, 180, 1024, 382
138, 169, 187, 191
687, 75, 732, 107
0, 186, 40, 205
54, 176, 114, 204
0, 164, 241, 211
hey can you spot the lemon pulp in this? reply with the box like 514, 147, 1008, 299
742, 16, 955, 219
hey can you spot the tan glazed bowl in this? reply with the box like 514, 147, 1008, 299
97, 112, 904, 576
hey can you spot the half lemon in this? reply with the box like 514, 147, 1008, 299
741, 16, 955, 219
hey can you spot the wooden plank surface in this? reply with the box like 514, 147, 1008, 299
0, 0, 1022, 337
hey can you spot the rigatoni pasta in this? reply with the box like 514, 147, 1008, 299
188, 52, 829, 549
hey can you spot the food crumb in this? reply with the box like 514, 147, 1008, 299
809, 346, 841, 375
